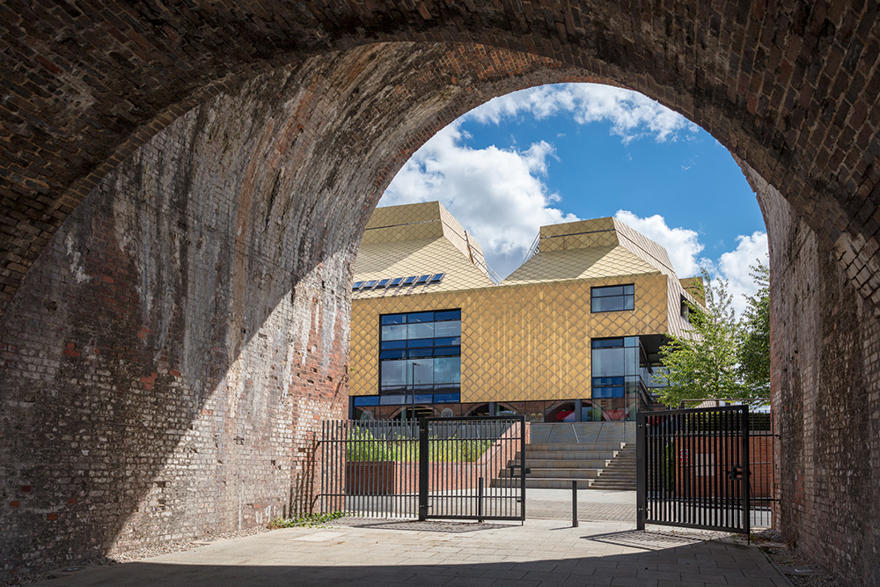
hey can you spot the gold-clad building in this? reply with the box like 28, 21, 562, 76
349, 201, 700, 422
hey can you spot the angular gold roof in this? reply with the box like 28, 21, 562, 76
503, 217, 663, 285
354, 203, 700, 335
353, 202, 494, 298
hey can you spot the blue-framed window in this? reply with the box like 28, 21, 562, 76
591, 284, 635, 312
590, 337, 639, 398
379, 309, 461, 394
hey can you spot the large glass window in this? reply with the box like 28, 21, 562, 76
591, 284, 635, 312
379, 309, 461, 394
590, 337, 641, 396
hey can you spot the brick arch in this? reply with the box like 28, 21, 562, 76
2, 2, 878, 314
1, 3, 878, 585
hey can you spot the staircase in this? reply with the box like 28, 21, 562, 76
587, 443, 637, 489
495, 441, 636, 490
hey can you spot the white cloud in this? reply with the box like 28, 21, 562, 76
614, 210, 707, 277
468, 83, 699, 143
380, 83, 764, 316
381, 123, 578, 277
718, 232, 769, 316
614, 211, 768, 316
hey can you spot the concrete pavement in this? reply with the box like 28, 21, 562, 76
38, 517, 788, 586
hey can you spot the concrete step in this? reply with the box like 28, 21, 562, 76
519, 467, 601, 479
522, 450, 619, 461
589, 482, 636, 490
520, 458, 612, 469
522, 477, 597, 489
525, 442, 625, 452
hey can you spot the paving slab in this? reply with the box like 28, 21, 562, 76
36, 519, 788, 586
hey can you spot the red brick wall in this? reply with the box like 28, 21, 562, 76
751, 167, 880, 586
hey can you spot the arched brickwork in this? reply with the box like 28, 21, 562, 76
1, 2, 878, 584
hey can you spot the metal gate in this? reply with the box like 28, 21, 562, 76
637, 405, 752, 534
320, 416, 526, 522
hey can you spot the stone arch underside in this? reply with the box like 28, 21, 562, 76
0, 3, 878, 584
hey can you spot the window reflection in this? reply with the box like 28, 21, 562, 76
379, 309, 461, 394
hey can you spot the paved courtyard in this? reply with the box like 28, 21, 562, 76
38, 517, 788, 586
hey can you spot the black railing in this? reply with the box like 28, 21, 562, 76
637, 406, 756, 534
320, 416, 527, 522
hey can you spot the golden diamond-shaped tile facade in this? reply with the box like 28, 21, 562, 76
351, 272, 670, 402
350, 205, 701, 403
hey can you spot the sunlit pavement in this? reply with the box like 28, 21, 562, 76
39, 517, 788, 586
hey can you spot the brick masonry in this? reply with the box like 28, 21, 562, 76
747, 164, 880, 586
0, 2, 878, 584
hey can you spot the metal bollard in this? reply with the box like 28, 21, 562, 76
572, 480, 579, 527
478, 477, 485, 523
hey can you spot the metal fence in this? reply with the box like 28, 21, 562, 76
319, 416, 526, 522
637, 406, 777, 535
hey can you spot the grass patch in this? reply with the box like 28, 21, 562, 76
267, 511, 345, 529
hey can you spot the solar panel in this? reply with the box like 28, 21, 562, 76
376, 278, 390, 288
415, 274, 430, 285
389, 277, 403, 287
364, 280, 378, 289
402, 276, 417, 286
352, 281, 364, 291
429, 273, 444, 283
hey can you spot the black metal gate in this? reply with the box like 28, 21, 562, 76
637, 405, 752, 534
320, 416, 526, 522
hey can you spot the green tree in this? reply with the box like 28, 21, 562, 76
737, 261, 770, 400
654, 272, 744, 407
654, 265, 771, 408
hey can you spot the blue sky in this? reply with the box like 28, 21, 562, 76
379, 83, 768, 314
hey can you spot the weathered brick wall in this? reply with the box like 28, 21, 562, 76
750, 167, 880, 585
0, 42, 578, 579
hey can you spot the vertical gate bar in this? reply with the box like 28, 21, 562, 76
520, 416, 526, 522
333, 421, 338, 516
672, 412, 678, 525
732, 408, 739, 530
336, 420, 340, 516
713, 409, 719, 529
691, 411, 697, 528
699, 411, 704, 528
320, 420, 325, 515
636, 411, 646, 530
743, 407, 750, 537
720, 409, 726, 529
460, 421, 465, 518
686, 411, 692, 527
364, 421, 370, 518
707, 410, 713, 528
736, 408, 742, 531
483, 420, 489, 518
667, 413, 672, 525
503, 420, 508, 520
658, 414, 664, 524
658, 413, 664, 524
677, 412, 683, 526
392, 421, 397, 519
341, 421, 345, 517
375, 421, 380, 518
681, 413, 686, 527
725, 408, 731, 529
661, 413, 666, 523
418, 418, 428, 521
329, 421, 334, 516
649, 414, 655, 524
